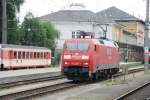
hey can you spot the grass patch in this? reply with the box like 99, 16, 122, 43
120, 62, 143, 69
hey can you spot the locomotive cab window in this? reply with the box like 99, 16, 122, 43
66, 42, 89, 51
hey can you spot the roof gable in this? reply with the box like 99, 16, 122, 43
40, 10, 95, 22
95, 6, 144, 24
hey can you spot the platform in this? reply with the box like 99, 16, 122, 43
0, 67, 61, 78
0, 67, 61, 85
35, 70, 150, 100
0, 62, 142, 85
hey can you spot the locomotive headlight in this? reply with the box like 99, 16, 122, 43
82, 55, 89, 60
64, 62, 69, 64
83, 62, 88, 65
64, 55, 71, 59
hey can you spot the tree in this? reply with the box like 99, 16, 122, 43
0, 0, 24, 43
41, 21, 58, 50
20, 13, 58, 50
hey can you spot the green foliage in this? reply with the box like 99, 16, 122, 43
41, 21, 58, 50
20, 13, 58, 50
120, 62, 143, 69
0, 0, 24, 43
0, 1, 58, 51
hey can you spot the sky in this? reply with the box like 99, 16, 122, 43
19, 0, 146, 22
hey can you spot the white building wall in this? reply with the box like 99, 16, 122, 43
93, 24, 113, 40
52, 21, 94, 49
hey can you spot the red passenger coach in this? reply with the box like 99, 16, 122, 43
61, 38, 120, 81
0, 44, 51, 69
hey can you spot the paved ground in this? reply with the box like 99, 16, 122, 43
0, 67, 61, 78
33, 71, 150, 100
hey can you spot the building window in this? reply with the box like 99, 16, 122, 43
72, 32, 75, 38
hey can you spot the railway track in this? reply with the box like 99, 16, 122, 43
0, 72, 64, 89
0, 67, 144, 100
0, 75, 64, 89
115, 82, 150, 100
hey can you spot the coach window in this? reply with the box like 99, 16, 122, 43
44, 52, 46, 59
18, 51, 21, 59
14, 51, 17, 59
39, 52, 42, 59
34, 52, 36, 59
26, 52, 29, 59
37, 52, 40, 59
40, 52, 41, 59
42, 52, 44, 59
40, 52, 43, 59
30, 52, 33, 59
22, 52, 25, 59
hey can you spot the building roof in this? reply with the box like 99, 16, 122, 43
40, 10, 95, 22
40, 6, 144, 24
95, 6, 145, 24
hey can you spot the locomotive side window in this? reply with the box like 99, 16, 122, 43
14, 51, 17, 59
99, 40, 104, 44
94, 45, 97, 51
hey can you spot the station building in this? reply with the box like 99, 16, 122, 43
40, 4, 145, 62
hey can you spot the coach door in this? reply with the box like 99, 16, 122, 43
9, 50, 13, 68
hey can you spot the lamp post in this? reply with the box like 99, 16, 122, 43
2, 0, 7, 44
144, 0, 149, 73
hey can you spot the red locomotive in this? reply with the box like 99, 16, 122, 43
0, 44, 51, 70
61, 38, 120, 81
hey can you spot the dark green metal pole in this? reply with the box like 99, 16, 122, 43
2, 0, 7, 44
144, 0, 149, 73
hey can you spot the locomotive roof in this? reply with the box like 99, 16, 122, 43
0, 44, 50, 50
65, 38, 118, 47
